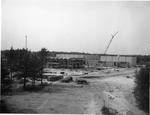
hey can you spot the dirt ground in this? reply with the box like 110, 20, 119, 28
2, 67, 147, 114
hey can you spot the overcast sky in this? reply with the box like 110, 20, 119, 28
2, 0, 150, 55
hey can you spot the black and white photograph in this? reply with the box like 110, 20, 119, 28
1, 0, 150, 114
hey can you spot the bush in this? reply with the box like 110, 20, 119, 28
24, 84, 43, 91
101, 106, 118, 115
19, 78, 29, 84
39, 82, 49, 87
0, 99, 10, 113
134, 63, 149, 113
75, 79, 88, 85
49, 75, 63, 81
24, 83, 49, 92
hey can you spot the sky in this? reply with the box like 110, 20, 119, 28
1, 0, 150, 55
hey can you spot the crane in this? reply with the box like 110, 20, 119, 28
103, 32, 118, 67
104, 31, 118, 55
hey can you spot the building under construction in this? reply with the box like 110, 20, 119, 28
46, 53, 137, 69
99, 55, 137, 67
45, 31, 136, 69
46, 54, 85, 69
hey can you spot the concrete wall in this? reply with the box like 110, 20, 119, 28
100, 55, 119, 62
56, 54, 84, 59
84, 54, 100, 60
100, 55, 137, 66
84, 54, 100, 67
125, 56, 137, 66
86, 60, 99, 67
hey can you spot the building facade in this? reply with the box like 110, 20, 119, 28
46, 53, 137, 69
99, 55, 137, 67
56, 54, 84, 59
84, 54, 100, 67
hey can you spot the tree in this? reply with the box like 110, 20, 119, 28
38, 48, 49, 85
5, 46, 15, 80
4, 48, 29, 89
28, 53, 41, 87
3, 48, 49, 89
16, 49, 31, 89
134, 63, 149, 113
1, 59, 12, 95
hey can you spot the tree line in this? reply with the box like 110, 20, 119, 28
1, 47, 49, 91
134, 63, 149, 113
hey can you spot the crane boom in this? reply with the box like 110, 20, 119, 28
104, 32, 118, 55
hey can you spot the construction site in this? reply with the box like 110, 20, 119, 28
45, 32, 135, 68
2, 1, 150, 115
2, 61, 147, 115
1, 32, 149, 115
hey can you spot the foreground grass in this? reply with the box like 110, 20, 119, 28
1, 82, 88, 114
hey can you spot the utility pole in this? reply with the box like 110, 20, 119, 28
25, 35, 27, 50
24, 34, 28, 89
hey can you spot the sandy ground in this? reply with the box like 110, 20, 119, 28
2, 68, 147, 114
